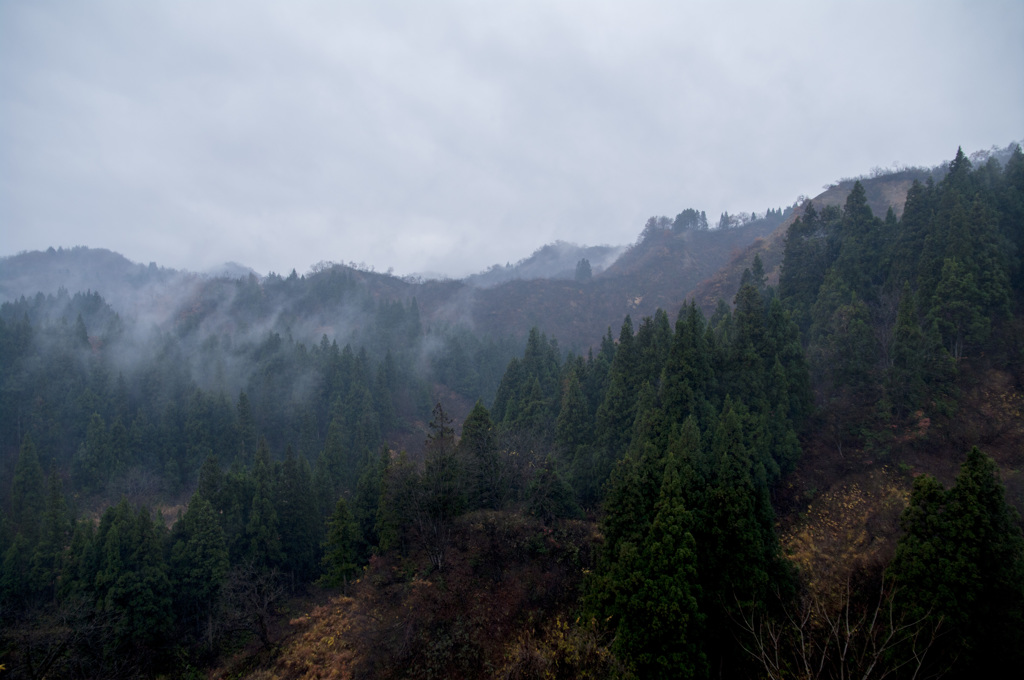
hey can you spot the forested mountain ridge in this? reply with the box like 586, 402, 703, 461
2, 144, 1023, 679
0, 167, 949, 356
691, 143, 1022, 315
0, 206, 784, 353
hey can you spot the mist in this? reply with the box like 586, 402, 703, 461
2, 1, 1021, 278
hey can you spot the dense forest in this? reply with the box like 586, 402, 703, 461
1, 146, 1023, 679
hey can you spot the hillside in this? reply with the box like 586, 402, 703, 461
2, 144, 1022, 679
689, 168, 935, 315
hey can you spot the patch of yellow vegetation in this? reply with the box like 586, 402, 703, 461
782, 467, 909, 603
270, 595, 359, 680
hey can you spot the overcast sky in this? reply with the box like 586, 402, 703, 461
2, 1, 1021, 278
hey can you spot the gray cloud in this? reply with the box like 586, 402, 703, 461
2, 0, 1022, 278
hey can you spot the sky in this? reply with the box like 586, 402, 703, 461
2, 1, 1022, 279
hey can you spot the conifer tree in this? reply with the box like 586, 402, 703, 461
320, 497, 360, 589
661, 302, 716, 431
526, 459, 581, 524
170, 495, 228, 647
196, 453, 224, 505
375, 450, 418, 555
887, 283, 927, 421
594, 317, 639, 463
29, 471, 70, 601
237, 391, 258, 466
779, 202, 830, 334
459, 401, 506, 510
888, 448, 1024, 677
695, 399, 785, 672
246, 438, 284, 569
833, 181, 882, 301
11, 434, 46, 539
928, 257, 986, 359
555, 368, 591, 463
612, 460, 706, 680
95, 501, 174, 662
887, 179, 934, 291
276, 447, 319, 582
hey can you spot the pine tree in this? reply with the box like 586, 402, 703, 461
351, 447, 387, 559
594, 317, 639, 463
196, 453, 224, 505
888, 179, 934, 291
375, 450, 418, 555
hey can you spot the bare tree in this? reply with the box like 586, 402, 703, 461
737, 577, 948, 680
219, 560, 285, 648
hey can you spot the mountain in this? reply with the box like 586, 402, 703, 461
2, 143, 1022, 680
463, 241, 624, 288
0, 218, 788, 353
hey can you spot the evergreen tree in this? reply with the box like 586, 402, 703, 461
575, 258, 593, 282
887, 448, 1024, 677
351, 447, 387, 560
245, 438, 284, 569
927, 257, 986, 359
778, 202, 830, 334
237, 390, 258, 466
0, 533, 32, 609
696, 399, 786, 673
555, 367, 591, 463
612, 461, 706, 680
276, 447, 319, 583
73, 413, 111, 493
320, 497, 360, 589
660, 302, 716, 431
833, 181, 882, 301
29, 471, 70, 601
887, 283, 927, 421
418, 403, 465, 571
594, 317, 639, 459
95, 501, 174, 664
11, 434, 46, 539
196, 453, 224, 505
170, 495, 229, 648
375, 450, 418, 555
887, 179, 934, 291
526, 459, 581, 524
458, 401, 506, 510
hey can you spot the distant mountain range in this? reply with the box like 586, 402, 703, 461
2, 148, 999, 352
